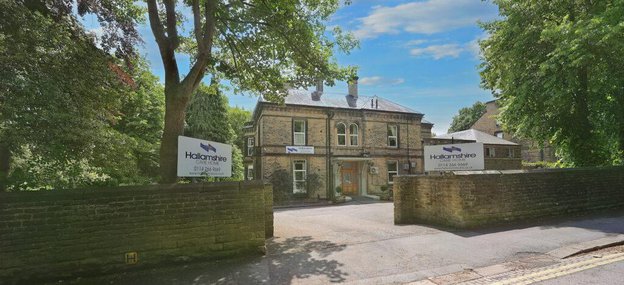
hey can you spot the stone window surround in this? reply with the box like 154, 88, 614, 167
336, 121, 360, 147
247, 137, 255, 156
387, 124, 399, 148
387, 160, 398, 184
292, 119, 306, 146
293, 160, 307, 194
246, 164, 254, 180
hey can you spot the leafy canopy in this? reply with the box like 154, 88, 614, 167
448, 102, 487, 133
480, 0, 624, 166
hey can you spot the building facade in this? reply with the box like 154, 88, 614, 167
471, 100, 556, 162
243, 79, 433, 199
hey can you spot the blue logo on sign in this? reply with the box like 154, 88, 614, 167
287, 147, 298, 153
442, 146, 462, 153
200, 143, 217, 153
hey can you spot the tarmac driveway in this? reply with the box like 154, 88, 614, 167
59, 200, 624, 284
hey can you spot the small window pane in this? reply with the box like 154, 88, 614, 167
388, 162, 397, 172
388, 137, 397, 147
337, 123, 346, 134
294, 161, 304, 170
294, 134, 305, 145
349, 124, 358, 134
295, 171, 305, 180
388, 125, 397, 136
338, 136, 346, 146
294, 120, 305, 132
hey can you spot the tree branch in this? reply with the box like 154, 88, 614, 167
146, 0, 180, 87
163, 0, 179, 49
180, 0, 217, 96
192, 0, 204, 50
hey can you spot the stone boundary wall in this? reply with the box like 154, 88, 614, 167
394, 167, 624, 228
0, 181, 273, 283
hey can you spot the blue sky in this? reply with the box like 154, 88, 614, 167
83, 0, 499, 135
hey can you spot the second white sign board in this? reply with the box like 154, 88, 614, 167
424, 142, 485, 172
177, 136, 232, 177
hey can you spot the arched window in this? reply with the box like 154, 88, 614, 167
349, 123, 359, 146
337, 123, 347, 146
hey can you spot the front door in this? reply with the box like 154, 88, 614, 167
340, 162, 359, 196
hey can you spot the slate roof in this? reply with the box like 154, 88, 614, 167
435, 129, 518, 146
258, 89, 423, 115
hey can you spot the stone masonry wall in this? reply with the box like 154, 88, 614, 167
0, 181, 273, 283
394, 167, 624, 228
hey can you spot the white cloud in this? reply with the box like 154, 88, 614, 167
359, 76, 405, 86
410, 44, 463, 59
353, 0, 496, 39
407, 33, 488, 60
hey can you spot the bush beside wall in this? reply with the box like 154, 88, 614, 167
0, 181, 272, 283
394, 167, 624, 228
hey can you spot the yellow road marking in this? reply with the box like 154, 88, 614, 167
489, 252, 624, 285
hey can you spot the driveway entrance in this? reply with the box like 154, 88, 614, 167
65, 203, 624, 284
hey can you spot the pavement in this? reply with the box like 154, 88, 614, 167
51, 199, 624, 285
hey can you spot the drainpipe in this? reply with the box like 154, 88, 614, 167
326, 111, 335, 200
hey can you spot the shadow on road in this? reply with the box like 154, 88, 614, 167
50, 236, 348, 285
267, 236, 348, 284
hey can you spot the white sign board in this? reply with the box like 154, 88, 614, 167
424, 142, 485, 172
286, 146, 314, 154
177, 136, 232, 177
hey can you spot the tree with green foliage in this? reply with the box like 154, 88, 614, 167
480, 0, 624, 166
37, 0, 358, 183
0, 1, 165, 190
448, 102, 487, 133
228, 106, 252, 153
185, 83, 243, 180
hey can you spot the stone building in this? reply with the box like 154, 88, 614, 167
427, 129, 522, 170
471, 100, 556, 162
243, 79, 433, 199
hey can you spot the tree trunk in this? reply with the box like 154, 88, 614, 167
0, 142, 10, 191
569, 66, 596, 166
159, 89, 191, 183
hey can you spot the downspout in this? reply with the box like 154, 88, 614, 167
326, 111, 335, 200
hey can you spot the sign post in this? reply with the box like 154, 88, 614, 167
177, 136, 232, 177
424, 142, 485, 172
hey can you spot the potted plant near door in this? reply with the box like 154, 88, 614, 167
333, 186, 345, 203
379, 184, 393, 201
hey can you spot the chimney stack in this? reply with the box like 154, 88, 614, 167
311, 79, 323, 101
348, 76, 359, 98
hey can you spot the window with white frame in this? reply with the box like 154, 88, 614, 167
387, 161, 398, 184
293, 160, 307, 193
247, 165, 254, 180
508, 148, 515, 158
387, 125, 398, 147
495, 131, 504, 139
293, 120, 306, 145
486, 147, 496, 158
349, 123, 359, 146
337, 123, 347, 146
247, 137, 255, 156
